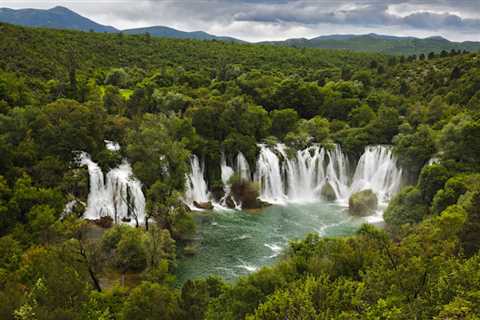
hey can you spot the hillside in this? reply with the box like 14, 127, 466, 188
0, 22, 385, 81
263, 33, 480, 55
123, 26, 242, 43
1, 6, 480, 55
0, 6, 117, 32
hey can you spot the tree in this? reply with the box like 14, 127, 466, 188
418, 164, 451, 204
368, 106, 401, 144
349, 104, 376, 127
181, 277, 225, 320
431, 174, 480, 215
142, 226, 176, 283
126, 113, 192, 193
35, 99, 106, 162
105, 68, 129, 88
270, 108, 299, 139
298, 116, 330, 143
16, 246, 91, 319
273, 79, 324, 119
439, 114, 480, 168
384, 186, 429, 228
458, 191, 480, 256
120, 282, 182, 320
101, 225, 147, 273
27, 205, 58, 244
393, 125, 436, 177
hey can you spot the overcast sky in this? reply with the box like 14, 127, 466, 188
1, 0, 480, 42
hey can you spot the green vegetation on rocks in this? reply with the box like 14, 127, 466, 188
348, 189, 378, 216
320, 182, 336, 201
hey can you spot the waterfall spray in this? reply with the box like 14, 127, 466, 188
78, 152, 145, 225
184, 155, 210, 209
253, 144, 402, 205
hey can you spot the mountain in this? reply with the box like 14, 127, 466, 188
1, 5, 479, 54
261, 33, 480, 55
0, 6, 117, 32
123, 26, 242, 43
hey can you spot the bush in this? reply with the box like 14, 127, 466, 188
431, 174, 480, 215
418, 164, 451, 203
105, 68, 129, 88
384, 187, 429, 227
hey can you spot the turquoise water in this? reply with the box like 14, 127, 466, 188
176, 202, 368, 283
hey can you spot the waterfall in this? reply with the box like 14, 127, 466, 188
254, 145, 287, 204
184, 155, 210, 208
184, 144, 402, 214
253, 144, 402, 205
235, 152, 251, 181
221, 152, 234, 187
78, 152, 145, 225
349, 146, 402, 204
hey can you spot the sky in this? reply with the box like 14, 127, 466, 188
1, 0, 480, 42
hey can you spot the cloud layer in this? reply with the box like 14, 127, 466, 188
1, 0, 480, 41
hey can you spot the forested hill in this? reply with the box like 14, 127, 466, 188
2, 5, 480, 55
262, 33, 480, 55
0, 22, 384, 80
122, 26, 242, 43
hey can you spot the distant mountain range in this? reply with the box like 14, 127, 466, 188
0, 6, 240, 42
261, 33, 480, 55
0, 6, 117, 33
122, 26, 242, 43
1, 6, 479, 54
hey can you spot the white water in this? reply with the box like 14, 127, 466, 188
183, 144, 402, 216
104, 140, 121, 151
253, 144, 402, 206
350, 146, 403, 204
235, 152, 251, 181
78, 152, 145, 225
221, 152, 235, 188
184, 155, 210, 209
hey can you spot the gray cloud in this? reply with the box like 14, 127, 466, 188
234, 1, 480, 31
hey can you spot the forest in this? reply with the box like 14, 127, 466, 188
0, 22, 480, 319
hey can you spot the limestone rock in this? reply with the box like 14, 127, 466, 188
349, 189, 378, 216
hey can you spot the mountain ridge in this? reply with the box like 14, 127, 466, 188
1, 6, 479, 54
0, 6, 117, 32
261, 33, 480, 55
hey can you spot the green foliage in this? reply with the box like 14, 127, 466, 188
418, 164, 451, 203
393, 124, 436, 176
105, 68, 129, 88
120, 282, 182, 320
349, 189, 378, 216
431, 174, 480, 215
0, 22, 480, 320
102, 225, 147, 273
384, 186, 429, 227
349, 103, 376, 127
439, 114, 480, 170
270, 108, 299, 139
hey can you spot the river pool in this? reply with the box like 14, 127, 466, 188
176, 201, 374, 283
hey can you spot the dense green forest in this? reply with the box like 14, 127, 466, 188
263, 34, 480, 55
1, 22, 480, 319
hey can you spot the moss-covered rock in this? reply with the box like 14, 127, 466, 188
349, 189, 378, 216
193, 201, 214, 210
320, 182, 337, 201
230, 175, 263, 209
